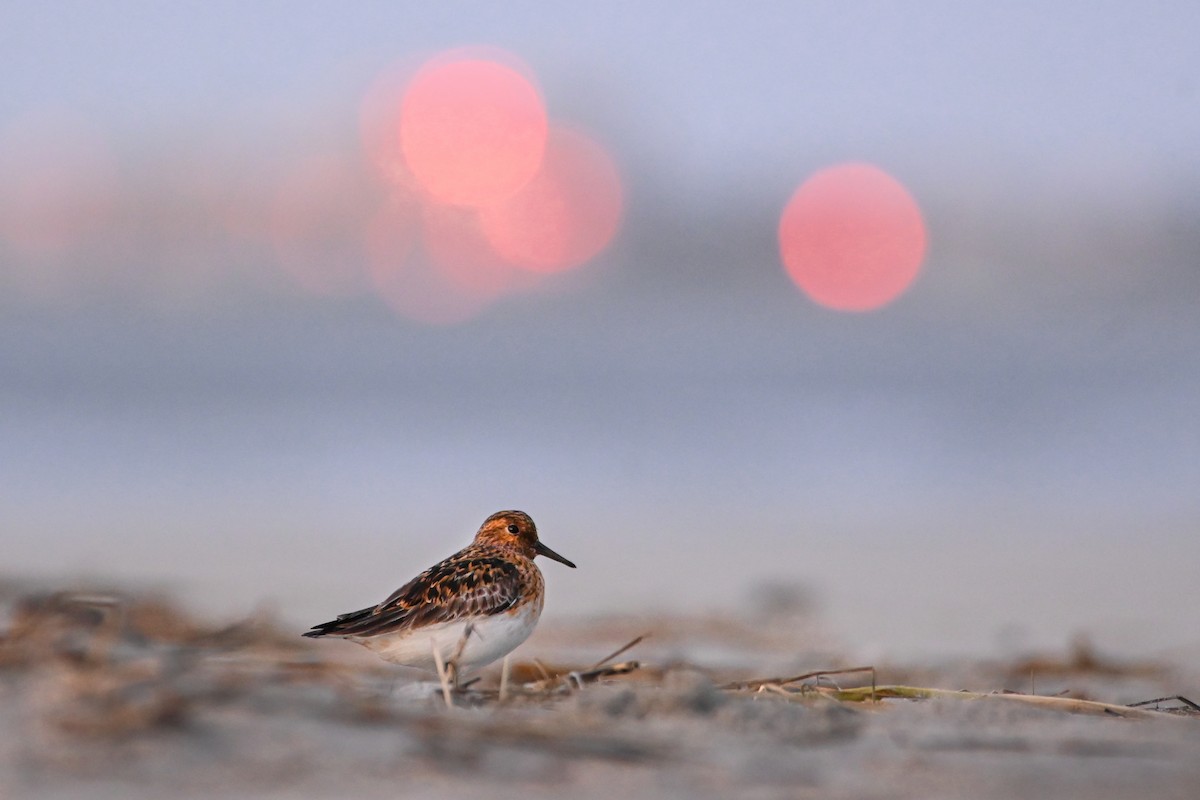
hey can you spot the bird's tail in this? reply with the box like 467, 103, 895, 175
301, 604, 376, 638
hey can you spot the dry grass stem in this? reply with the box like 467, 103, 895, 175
1127, 695, 1200, 714
722, 665, 876, 694
586, 633, 648, 671
522, 661, 641, 694
825, 685, 1186, 719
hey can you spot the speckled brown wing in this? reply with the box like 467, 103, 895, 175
302, 550, 528, 638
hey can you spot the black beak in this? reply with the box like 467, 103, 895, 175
535, 540, 577, 568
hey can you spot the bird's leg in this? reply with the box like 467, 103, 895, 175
431, 642, 454, 708
446, 623, 475, 693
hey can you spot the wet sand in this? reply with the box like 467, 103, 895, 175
2, 582, 1198, 799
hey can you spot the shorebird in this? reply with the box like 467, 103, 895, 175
302, 510, 575, 677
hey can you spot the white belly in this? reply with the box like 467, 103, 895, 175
350, 603, 541, 672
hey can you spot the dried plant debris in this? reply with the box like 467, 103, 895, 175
1126, 696, 1200, 717
2, 583, 1199, 800
0, 588, 364, 739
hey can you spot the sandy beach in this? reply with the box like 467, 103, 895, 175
4, 582, 1198, 800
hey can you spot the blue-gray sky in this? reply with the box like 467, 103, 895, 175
5, 3, 1198, 170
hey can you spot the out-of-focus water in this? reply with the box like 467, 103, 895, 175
4, 266, 1197, 662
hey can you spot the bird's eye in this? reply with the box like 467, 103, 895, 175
507, 523, 520, 534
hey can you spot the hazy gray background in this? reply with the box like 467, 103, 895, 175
2, 2, 1198, 660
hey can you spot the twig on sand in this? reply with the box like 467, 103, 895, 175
826, 685, 1186, 719
1126, 695, 1200, 715
723, 662, 1190, 720
531, 659, 552, 682
722, 665, 877, 696
523, 661, 641, 694
586, 634, 648, 672
521, 634, 648, 695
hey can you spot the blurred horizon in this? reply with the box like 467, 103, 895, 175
3, 2, 1199, 660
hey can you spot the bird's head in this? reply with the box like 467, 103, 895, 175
475, 510, 576, 568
